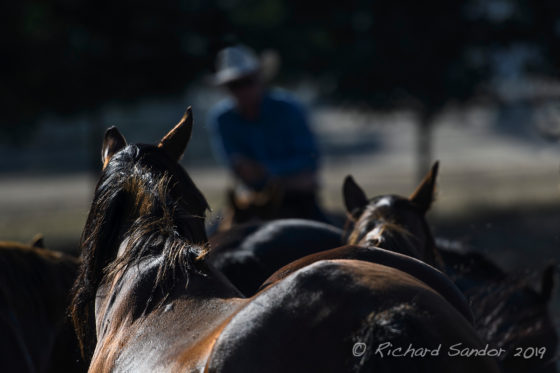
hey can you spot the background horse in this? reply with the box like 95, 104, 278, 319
343, 161, 443, 268
208, 219, 344, 295
71, 108, 498, 372
210, 159, 557, 372
70, 109, 245, 371
208, 162, 444, 295
345, 164, 558, 372
441, 243, 558, 372
0, 238, 85, 373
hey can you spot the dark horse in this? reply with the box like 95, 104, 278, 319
441, 244, 558, 373
210, 159, 556, 372
343, 162, 443, 269
207, 219, 345, 295
343, 164, 558, 372
0, 237, 85, 373
70, 109, 242, 371
208, 163, 443, 296
71, 108, 498, 372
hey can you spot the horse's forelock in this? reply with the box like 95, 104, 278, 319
348, 199, 441, 267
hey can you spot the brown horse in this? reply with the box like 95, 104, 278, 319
208, 162, 445, 297
259, 245, 558, 372
343, 165, 558, 371
343, 162, 443, 268
71, 109, 498, 372
209, 158, 554, 372
70, 109, 243, 371
259, 244, 474, 323
208, 256, 499, 372
0, 238, 85, 373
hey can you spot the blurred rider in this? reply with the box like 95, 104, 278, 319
207, 45, 324, 220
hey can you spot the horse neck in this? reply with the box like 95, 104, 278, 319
94, 237, 241, 343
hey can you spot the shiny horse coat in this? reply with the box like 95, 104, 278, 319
71, 109, 243, 372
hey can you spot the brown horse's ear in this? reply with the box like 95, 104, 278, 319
31, 234, 45, 249
410, 161, 439, 213
102, 127, 127, 169
343, 175, 368, 219
158, 107, 193, 161
540, 264, 555, 303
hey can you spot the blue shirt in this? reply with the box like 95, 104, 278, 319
207, 90, 319, 185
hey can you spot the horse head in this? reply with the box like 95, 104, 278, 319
344, 161, 443, 268
70, 107, 212, 361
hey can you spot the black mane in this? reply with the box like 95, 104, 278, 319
70, 143, 209, 361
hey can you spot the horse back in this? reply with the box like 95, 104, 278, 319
89, 260, 245, 373
207, 259, 499, 373
261, 245, 473, 323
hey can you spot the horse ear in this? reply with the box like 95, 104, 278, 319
102, 127, 127, 169
540, 264, 555, 303
343, 175, 368, 219
410, 161, 439, 213
31, 234, 45, 248
158, 107, 193, 161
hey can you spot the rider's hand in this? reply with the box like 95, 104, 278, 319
234, 157, 268, 185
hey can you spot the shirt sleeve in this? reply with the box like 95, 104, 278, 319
207, 109, 240, 168
266, 101, 320, 176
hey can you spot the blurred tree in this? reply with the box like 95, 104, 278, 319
0, 0, 231, 143
2, 0, 559, 175
249, 0, 493, 179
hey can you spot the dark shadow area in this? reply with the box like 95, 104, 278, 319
432, 203, 560, 271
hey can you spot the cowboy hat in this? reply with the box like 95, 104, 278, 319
212, 45, 279, 86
